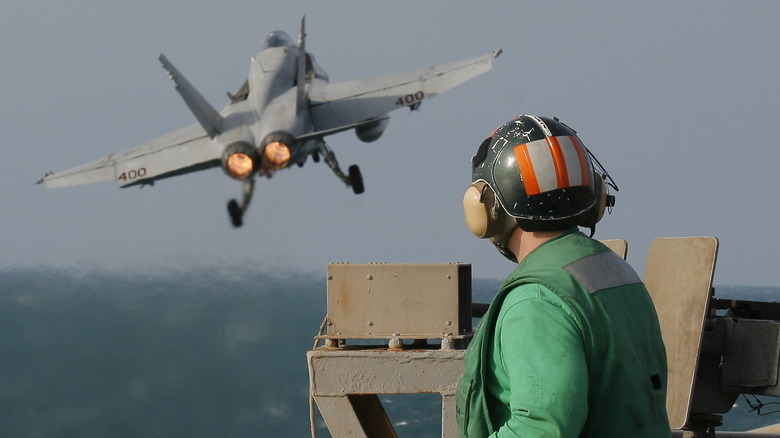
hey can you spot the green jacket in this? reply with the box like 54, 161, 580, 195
457, 230, 669, 437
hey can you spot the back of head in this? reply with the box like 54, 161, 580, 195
463, 114, 616, 261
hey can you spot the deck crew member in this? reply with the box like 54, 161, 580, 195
457, 114, 670, 437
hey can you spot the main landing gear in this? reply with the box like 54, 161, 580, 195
321, 142, 364, 195
347, 164, 364, 195
227, 178, 255, 227
224, 143, 364, 227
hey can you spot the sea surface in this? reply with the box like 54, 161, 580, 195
2, 267, 780, 437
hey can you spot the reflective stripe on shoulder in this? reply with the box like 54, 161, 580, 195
563, 250, 642, 293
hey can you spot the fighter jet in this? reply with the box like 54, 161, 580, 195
37, 17, 500, 227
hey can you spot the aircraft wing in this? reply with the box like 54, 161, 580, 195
38, 123, 221, 189
308, 50, 500, 131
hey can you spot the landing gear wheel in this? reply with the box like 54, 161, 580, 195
227, 199, 243, 227
348, 165, 364, 194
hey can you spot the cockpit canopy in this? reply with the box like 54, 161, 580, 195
262, 31, 294, 50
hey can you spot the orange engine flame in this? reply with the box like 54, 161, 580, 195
263, 141, 291, 170
226, 153, 255, 179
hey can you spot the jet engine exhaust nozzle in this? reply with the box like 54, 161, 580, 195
221, 141, 259, 180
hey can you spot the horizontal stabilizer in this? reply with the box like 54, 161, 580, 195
159, 54, 223, 138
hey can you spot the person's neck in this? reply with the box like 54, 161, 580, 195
507, 228, 564, 262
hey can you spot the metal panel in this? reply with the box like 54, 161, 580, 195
644, 236, 719, 430
719, 318, 780, 393
325, 263, 471, 339
599, 238, 628, 259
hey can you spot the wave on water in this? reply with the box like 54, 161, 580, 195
1, 267, 779, 437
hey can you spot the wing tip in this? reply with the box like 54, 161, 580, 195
36, 171, 53, 186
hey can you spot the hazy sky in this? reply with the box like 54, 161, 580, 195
2, 1, 779, 287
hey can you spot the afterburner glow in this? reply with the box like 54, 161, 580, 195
226, 153, 255, 179
263, 141, 291, 170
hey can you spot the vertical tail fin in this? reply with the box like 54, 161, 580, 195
296, 15, 307, 115
159, 54, 223, 138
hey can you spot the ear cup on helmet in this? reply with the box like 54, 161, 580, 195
463, 184, 488, 238
463, 181, 509, 239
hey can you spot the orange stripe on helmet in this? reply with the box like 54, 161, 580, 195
570, 135, 590, 187
514, 143, 541, 195
546, 136, 570, 189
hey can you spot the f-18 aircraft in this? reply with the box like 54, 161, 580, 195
38, 18, 500, 226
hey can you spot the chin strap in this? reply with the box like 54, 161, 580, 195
492, 241, 518, 263
489, 219, 520, 263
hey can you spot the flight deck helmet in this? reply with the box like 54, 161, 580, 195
463, 115, 615, 260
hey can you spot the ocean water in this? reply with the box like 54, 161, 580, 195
2, 267, 780, 437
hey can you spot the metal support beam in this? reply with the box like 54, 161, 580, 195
308, 348, 465, 437
313, 394, 396, 438
441, 393, 458, 438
